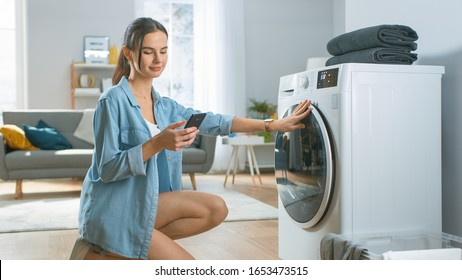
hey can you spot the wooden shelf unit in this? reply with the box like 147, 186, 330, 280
70, 62, 116, 109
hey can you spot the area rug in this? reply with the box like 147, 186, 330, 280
0, 190, 278, 233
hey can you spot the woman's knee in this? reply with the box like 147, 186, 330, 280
207, 195, 228, 225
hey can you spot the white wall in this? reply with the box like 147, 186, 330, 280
243, 0, 333, 112
337, 0, 462, 238
26, 0, 133, 109
27, 0, 334, 113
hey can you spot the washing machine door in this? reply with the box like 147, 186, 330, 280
275, 104, 335, 228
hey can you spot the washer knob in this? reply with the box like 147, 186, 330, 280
300, 75, 309, 90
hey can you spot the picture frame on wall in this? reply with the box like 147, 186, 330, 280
84, 36, 110, 64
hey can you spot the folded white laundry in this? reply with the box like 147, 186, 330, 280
382, 248, 461, 260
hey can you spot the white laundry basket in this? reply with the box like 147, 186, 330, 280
382, 248, 461, 260
321, 232, 462, 260
339, 231, 462, 260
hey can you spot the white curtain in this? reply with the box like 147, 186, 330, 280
194, 0, 247, 173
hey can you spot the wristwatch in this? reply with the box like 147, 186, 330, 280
264, 118, 274, 132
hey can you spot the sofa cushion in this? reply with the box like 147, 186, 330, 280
3, 110, 95, 149
182, 148, 206, 164
73, 109, 95, 145
5, 149, 93, 170
23, 120, 73, 150
0, 124, 39, 150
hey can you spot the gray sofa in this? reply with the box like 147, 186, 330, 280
182, 134, 216, 191
0, 110, 216, 198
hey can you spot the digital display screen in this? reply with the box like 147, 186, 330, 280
317, 68, 339, 89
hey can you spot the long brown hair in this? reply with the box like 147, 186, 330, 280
112, 17, 168, 85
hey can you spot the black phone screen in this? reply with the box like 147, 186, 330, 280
184, 113, 206, 129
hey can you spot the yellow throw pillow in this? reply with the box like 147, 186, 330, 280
0, 124, 39, 150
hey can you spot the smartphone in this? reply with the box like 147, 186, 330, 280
184, 113, 206, 129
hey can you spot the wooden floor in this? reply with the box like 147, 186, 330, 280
0, 172, 280, 260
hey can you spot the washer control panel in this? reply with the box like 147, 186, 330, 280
287, 66, 340, 97
317, 67, 339, 89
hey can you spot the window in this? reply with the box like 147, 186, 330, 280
0, 0, 16, 123
137, 0, 247, 172
137, 0, 194, 108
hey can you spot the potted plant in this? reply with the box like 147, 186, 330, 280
248, 98, 276, 119
248, 98, 277, 143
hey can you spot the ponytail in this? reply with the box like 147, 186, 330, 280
112, 49, 130, 85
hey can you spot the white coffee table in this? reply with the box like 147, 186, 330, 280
222, 135, 266, 186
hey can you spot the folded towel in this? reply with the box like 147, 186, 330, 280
325, 47, 417, 66
320, 233, 381, 260
383, 248, 462, 260
327, 25, 418, 55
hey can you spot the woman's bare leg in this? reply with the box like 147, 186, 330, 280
145, 190, 228, 259
83, 228, 196, 260
84, 190, 227, 260
148, 229, 195, 259
154, 190, 228, 239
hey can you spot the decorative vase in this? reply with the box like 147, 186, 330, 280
109, 44, 119, 65
78, 74, 96, 88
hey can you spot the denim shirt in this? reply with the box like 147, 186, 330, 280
78, 77, 234, 259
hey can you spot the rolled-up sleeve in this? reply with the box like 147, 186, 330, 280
170, 98, 235, 136
127, 144, 147, 176
202, 112, 235, 136
93, 98, 148, 183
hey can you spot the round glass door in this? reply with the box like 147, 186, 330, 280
275, 104, 335, 228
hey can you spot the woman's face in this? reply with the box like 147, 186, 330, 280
131, 31, 168, 80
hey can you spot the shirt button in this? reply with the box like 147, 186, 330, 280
168, 156, 171, 160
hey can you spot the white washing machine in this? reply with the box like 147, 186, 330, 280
276, 63, 445, 259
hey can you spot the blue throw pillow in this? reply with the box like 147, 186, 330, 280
23, 120, 73, 150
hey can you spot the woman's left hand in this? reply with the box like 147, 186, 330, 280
273, 99, 312, 132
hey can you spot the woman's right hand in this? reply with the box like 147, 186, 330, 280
157, 121, 200, 151
142, 121, 200, 161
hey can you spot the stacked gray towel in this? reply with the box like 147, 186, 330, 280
325, 25, 418, 66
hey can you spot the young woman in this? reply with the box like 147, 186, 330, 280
70, 17, 312, 260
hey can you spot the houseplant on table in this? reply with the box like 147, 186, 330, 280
248, 98, 277, 142
248, 98, 276, 119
